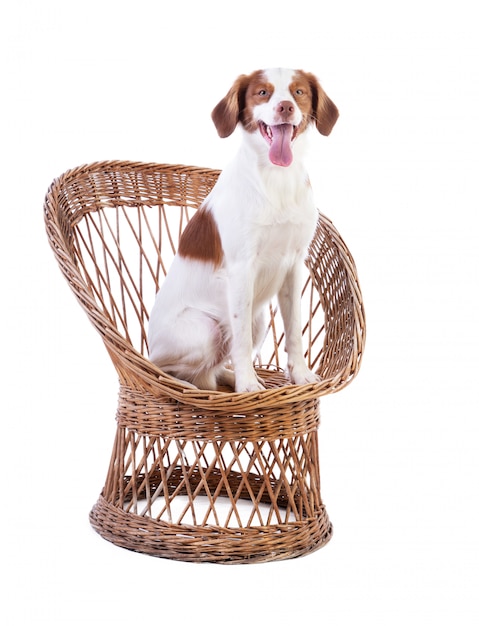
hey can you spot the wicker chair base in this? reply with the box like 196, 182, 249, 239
90, 495, 332, 564
88, 400, 332, 563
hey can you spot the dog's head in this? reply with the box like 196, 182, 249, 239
211, 68, 339, 167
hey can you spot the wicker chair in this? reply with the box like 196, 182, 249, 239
44, 161, 365, 564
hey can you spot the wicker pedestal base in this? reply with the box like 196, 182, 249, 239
89, 388, 332, 563
90, 496, 332, 564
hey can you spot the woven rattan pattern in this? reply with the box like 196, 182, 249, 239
44, 161, 365, 563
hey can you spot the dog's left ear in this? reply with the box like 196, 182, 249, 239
305, 72, 339, 136
211, 74, 248, 138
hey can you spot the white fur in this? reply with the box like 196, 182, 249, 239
148, 68, 337, 392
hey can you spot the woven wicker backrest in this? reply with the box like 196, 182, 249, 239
45, 161, 365, 402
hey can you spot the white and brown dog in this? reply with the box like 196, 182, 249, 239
148, 68, 338, 392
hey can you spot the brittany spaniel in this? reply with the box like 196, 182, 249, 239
148, 68, 339, 392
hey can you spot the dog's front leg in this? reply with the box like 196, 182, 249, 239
278, 264, 320, 386
227, 270, 265, 393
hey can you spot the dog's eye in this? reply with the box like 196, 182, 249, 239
258, 89, 268, 97
295, 89, 304, 96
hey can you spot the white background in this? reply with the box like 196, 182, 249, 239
2, 0, 478, 623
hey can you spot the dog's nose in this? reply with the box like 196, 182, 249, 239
275, 101, 296, 121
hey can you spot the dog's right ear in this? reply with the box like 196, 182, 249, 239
211, 74, 248, 138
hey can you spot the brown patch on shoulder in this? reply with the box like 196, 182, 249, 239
178, 206, 224, 268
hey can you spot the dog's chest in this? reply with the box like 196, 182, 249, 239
251, 175, 317, 256
256, 217, 313, 260
248, 219, 311, 303
213, 164, 315, 230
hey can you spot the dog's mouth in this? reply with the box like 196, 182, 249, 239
258, 122, 298, 167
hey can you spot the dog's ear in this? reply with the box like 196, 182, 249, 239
211, 74, 248, 138
305, 72, 339, 136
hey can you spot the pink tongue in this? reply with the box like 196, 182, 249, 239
269, 124, 294, 166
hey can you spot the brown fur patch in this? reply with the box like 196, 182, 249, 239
178, 206, 224, 268
295, 70, 339, 136
211, 70, 269, 137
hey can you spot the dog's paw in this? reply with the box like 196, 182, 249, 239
239, 381, 266, 393
288, 364, 321, 386
235, 375, 266, 394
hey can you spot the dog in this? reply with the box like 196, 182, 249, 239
148, 68, 339, 392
